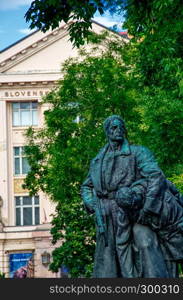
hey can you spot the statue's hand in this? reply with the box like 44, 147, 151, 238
116, 187, 143, 211
116, 187, 133, 209
137, 210, 159, 228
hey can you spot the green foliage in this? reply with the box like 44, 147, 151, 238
24, 0, 183, 276
25, 32, 139, 277
132, 88, 183, 175
169, 174, 183, 195
122, 0, 183, 177
125, 1, 183, 88
25, 0, 124, 47
26, 0, 183, 50
0, 272, 5, 278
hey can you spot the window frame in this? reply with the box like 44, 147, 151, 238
15, 195, 40, 226
12, 101, 38, 127
13, 146, 30, 176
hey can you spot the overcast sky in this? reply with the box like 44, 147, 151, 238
0, 0, 124, 51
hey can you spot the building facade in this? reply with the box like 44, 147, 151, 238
0, 21, 124, 278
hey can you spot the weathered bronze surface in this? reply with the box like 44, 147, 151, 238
81, 115, 183, 278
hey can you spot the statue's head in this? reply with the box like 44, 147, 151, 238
103, 115, 126, 143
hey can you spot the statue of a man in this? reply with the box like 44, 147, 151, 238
81, 115, 183, 278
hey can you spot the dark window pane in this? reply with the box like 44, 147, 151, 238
15, 158, 20, 174
12, 102, 19, 109
20, 102, 30, 109
35, 207, 40, 225
23, 207, 32, 225
14, 147, 20, 156
23, 196, 32, 205
15, 197, 21, 206
32, 102, 38, 109
34, 196, 39, 205
22, 157, 30, 174
60, 265, 70, 278
16, 208, 21, 226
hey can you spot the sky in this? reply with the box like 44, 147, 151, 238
0, 0, 124, 51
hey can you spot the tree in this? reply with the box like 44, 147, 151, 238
25, 0, 125, 47
24, 32, 139, 277
122, 0, 183, 179
25, 1, 183, 49
25, 0, 183, 174
24, 1, 183, 277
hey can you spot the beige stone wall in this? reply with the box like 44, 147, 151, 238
0, 86, 59, 277
0, 227, 60, 278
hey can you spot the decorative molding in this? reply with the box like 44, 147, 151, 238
0, 80, 57, 88
14, 179, 29, 194
0, 23, 71, 73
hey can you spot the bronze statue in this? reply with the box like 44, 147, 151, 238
81, 115, 183, 278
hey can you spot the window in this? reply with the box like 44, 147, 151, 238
15, 196, 40, 226
65, 102, 81, 124
14, 146, 30, 175
12, 101, 38, 126
60, 265, 70, 278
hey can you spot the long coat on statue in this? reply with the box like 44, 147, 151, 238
81, 139, 183, 278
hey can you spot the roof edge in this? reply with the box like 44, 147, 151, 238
91, 19, 128, 40
0, 29, 39, 53
1, 19, 127, 53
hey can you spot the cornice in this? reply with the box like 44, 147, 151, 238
0, 22, 72, 73
0, 80, 57, 89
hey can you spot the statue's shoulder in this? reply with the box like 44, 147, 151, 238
130, 144, 154, 158
91, 144, 108, 164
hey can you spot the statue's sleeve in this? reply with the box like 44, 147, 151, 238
136, 146, 166, 215
81, 171, 95, 214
